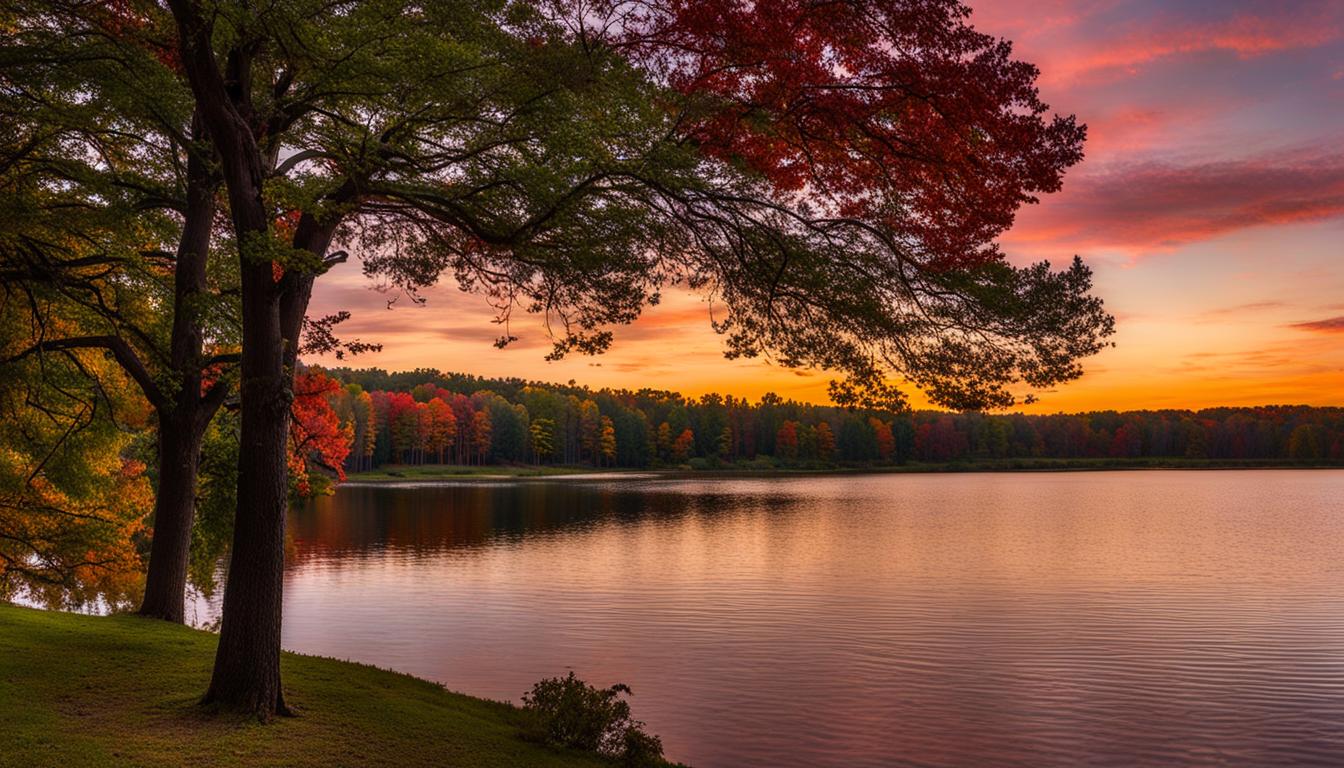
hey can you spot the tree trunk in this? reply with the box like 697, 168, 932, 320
202, 260, 291, 718
138, 414, 204, 622
201, 214, 336, 718
139, 114, 218, 623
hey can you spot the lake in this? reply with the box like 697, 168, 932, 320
191, 470, 1344, 767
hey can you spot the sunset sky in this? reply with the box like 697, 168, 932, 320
306, 0, 1344, 413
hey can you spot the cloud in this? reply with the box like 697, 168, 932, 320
1197, 301, 1287, 319
1060, 13, 1338, 83
1002, 146, 1344, 255
976, 0, 1344, 86
1290, 315, 1344, 333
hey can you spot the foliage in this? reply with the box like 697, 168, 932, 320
0, 338, 150, 609
522, 672, 665, 767
328, 367, 1344, 471
190, 412, 239, 601
99, 0, 1109, 415
289, 370, 352, 497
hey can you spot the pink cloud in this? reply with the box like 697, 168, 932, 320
1007, 3, 1344, 86
1002, 146, 1344, 255
1290, 315, 1344, 333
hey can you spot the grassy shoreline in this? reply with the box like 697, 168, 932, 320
0, 604, 610, 768
344, 458, 1344, 483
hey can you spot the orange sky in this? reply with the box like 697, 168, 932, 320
305, 0, 1344, 413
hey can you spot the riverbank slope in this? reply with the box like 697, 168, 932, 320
0, 604, 607, 768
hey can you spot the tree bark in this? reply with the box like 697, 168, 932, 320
138, 112, 219, 623
199, 192, 292, 716
201, 270, 290, 716
138, 413, 205, 621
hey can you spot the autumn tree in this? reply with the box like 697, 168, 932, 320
530, 418, 556, 464
815, 422, 836, 462
671, 428, 696, 463
388, 393, 419, 464
472, 410, 494, 465
0, 328, 152, 608
870, 418, 896, 462
600, 416, 618, 466
0, 9, 245, 623
425, 399, 458, 464
777, 421, 800, 460
288, 370, 351, 496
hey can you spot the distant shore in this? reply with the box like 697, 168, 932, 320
343, 458, 1344, 484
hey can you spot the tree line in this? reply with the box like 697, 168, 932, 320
298, 367, 1344, 475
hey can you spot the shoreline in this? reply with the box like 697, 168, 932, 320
342, 458, 1344, 485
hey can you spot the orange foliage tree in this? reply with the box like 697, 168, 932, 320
288, 370, 352, 497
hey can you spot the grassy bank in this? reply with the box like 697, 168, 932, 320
345, 458, 1344, 483
0, 604, 608, 768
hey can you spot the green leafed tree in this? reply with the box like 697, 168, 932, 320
0, 16, 250, 623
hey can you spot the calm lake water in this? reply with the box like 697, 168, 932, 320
193, 470, 1344, 767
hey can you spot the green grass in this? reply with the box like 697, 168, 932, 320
0, 604, 609, 768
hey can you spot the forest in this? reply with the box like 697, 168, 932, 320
287, 367, 1344, 486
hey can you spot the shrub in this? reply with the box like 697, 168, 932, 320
521, 672, 666, 766
745, 455, 777, 471
620, 727, 666, 768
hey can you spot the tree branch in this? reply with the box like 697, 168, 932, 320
3, 337, 168, 411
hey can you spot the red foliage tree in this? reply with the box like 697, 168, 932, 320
869, 418, 896, 461
386, 392, 419, 463
289, 370, 352, 496
671, 427, 696, 462
612, 0, 1084, 270
915, 416, 968, 462
776, 421, 800, 460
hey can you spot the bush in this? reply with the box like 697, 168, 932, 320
522, 672, 666, 767
620, 727, 666, 768
745, 455, 777, 471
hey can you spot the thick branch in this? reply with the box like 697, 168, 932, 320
4, 336, 168, 411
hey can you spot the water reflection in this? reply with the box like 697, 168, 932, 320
196, 471, 1344, 767
288, 482, 810, 560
